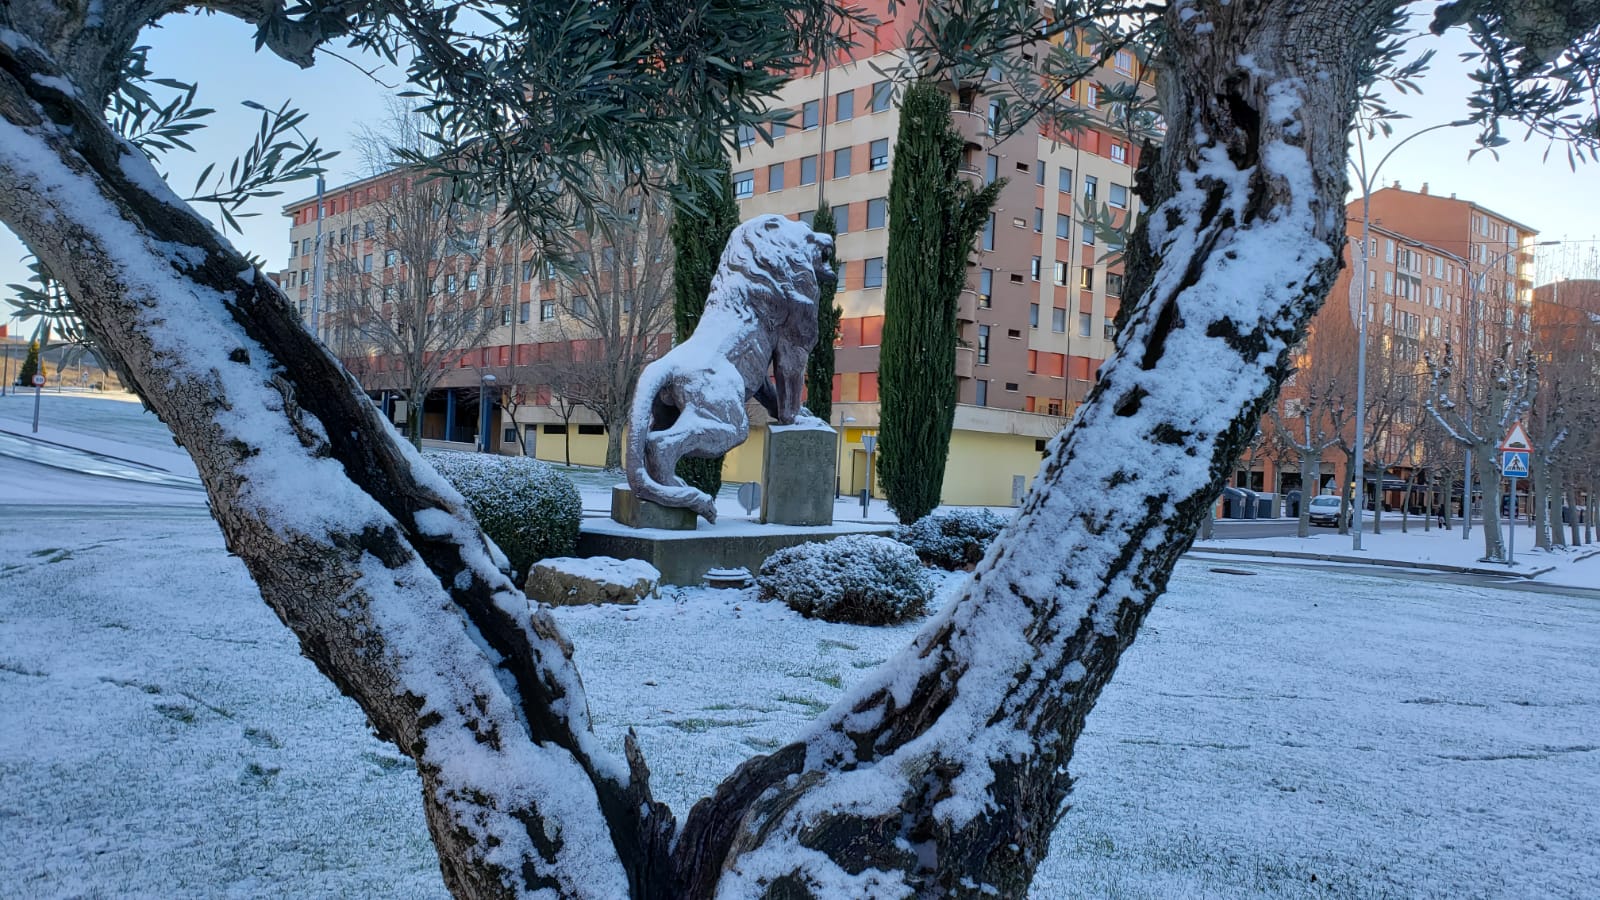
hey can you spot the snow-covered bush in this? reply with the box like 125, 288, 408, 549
422, 451, 580, 577
756, 535, 931, 626
895, 508, 1007, 570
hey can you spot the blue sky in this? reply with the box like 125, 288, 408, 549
4, 11, 1597, 336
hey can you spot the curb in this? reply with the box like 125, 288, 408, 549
0, 422, 174, 474
1190, 545, 1556, 579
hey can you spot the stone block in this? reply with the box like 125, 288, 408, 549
525, 556, 660, 607
578, 518, 895, 586
761, 419, 836, 526
611, 485, 698, 530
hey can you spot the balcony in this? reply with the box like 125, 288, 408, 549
951, 109, 991, 148
955, 346, 976, 379
957, 290, 978, 323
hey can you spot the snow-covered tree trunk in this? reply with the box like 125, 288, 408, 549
1549, 466, 1566, 547
1, 0, 1401, 896
1532, 452, 1550, 549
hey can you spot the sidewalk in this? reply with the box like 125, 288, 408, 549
1194, 522, 1600, 584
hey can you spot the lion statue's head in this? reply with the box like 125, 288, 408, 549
708, 214, 836, 311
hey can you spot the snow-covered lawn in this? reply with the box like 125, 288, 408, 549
3, 507, 1597, 898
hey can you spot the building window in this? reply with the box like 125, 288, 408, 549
1085, 84, 1099, 108
467, 272, 480, 290
979, 268, 993, 304
768, 163, 785, 192
1084, 175, 1098, 199
867, 198, 888, 229
1079, 267, 1094, 291
1384, 271, 1395, 294
1054, 261, 1068, 285
800, 155, 817, 185
1110, 143, 1127, 164
1059, 167, 1073, 192
869, 138, 889, 171
1109, 183, 1129, 209
446, 274, 458, 293
871, 80, 892, 113
835, 89, 854, 122
1106, 272, 1124, 297
1052, 307, 1066, 333
975, 379, 989, 407
1034, 207, 1044, 232
362, 254, 373, 272
737, 124, 756, 147
540, 300, 556, 321
1036, 161, 1046, 186
798, 210, 816, 227
1030, 256, 1041, 281
733, 169, 754, 198
1030, 303, 1040, 327
1104, 317, 1116, 338
986, 100, 1000, 134
833, 147, 852, 179
832, 204, 849, 234
1079, 312, 1092, 336
864, 257, 884, 288
1115, 50, 1134, 73
1056, 213, 1071, 240
803, 100, 819, 130
1082, 221, 1096, 247
501, 305, 512, 326
982, 214, 995, 251
519, 301, 531, 323
977, 325, 990, 364
985, 154, 999, 185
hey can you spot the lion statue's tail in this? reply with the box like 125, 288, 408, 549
625, 361, 718, 523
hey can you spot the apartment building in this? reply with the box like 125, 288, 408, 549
1244, 185, 1540, 504
734, 20, 1150, 504
281, 17, 1150, 505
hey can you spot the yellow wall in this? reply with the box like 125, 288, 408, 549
722, 426, 769, 484
531, 428, 611, 467
940, 430, 1044, 507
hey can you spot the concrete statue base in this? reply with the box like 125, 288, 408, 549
610, 485, 698, 531
761, 419, 836, 526
578, 517, 894, 586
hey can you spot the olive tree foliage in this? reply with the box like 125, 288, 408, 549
3, 1, 1600, 899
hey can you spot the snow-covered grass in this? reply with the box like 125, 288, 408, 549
3, 505, 1597, 898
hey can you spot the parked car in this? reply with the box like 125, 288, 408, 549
1307, 494, 1345, 527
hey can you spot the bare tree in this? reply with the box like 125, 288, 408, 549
545, 183, 675, 468
324, 177, 494, 445
1268, 305, 1354, 535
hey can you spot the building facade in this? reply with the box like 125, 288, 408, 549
282, 19, 1152, 506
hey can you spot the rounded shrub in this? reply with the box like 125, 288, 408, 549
756, 535, 931, 626
423, 450, 580, 578
895, 508, 1008, 570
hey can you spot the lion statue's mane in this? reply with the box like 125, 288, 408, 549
625, 214, 836, 522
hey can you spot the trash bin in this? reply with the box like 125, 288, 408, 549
1256, 492, 1277, 519
1238, 488, 1258, 519
1285, 490, 1302, 518
1221, 487, 1248, 519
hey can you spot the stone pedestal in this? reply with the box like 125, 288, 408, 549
610, 485, 697, 530
761, 420, 836, 526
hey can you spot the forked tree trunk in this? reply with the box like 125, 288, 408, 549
0, 1, 1392, 896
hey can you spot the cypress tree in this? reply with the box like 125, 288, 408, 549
668, 144, 741, 499
878, 82, 1002, 524
804, 204, 841, 424
18, 339, 40, 386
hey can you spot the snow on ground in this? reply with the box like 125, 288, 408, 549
3, 392, 1598, 897
3, 505, 1597, 898
1197, 516, 1600, 583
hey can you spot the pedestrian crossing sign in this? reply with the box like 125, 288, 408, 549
1500, 450, 1530, 478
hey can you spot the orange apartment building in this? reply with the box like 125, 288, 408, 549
281, 9, 1152, 505
1244, 184, 1541, 508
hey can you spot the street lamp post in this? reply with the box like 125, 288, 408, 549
479, 373, 497, 453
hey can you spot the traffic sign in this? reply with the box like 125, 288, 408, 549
1500, 450, 1530, 478
31, 374, 44, 387
1499, 421, 1531, 453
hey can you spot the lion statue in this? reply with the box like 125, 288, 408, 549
625, 214, 836, 522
